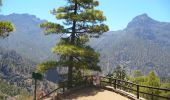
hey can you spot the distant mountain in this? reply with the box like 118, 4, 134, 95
0, 13, 61, 83
91, 14, 170, 78
0, 13, 170, 78
0, 13, 58, 62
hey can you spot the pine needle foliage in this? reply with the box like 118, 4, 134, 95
38, 0, 109, 88
0, 1, 15, 38
0, 21, 14, 38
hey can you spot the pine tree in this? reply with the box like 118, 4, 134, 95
37, 0, 109, 88
146, 71, 160, 100
0, 22, 14, 38
147, 71, 160, 87
0, 0, 14, 38
112, 64, 128, 80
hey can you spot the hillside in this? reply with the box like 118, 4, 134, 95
0, 13, 170, 79
0, 14, 60, 95
0, 13, 57, 62
91, 14, 170, 78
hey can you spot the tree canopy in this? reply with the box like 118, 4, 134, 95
37, 0, 109, 88
0, 21, 14, 38
131, 70, 161, 99
112, 64, 128, 81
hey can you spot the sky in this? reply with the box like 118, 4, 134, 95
1, 0, 170, 31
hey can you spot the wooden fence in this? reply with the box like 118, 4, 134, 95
38, 76, 170, 100
100, 76, 170, 100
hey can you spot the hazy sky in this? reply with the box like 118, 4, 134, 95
1, 0, 170, 31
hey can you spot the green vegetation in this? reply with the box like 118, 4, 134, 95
0, 0, 170, 99
0, 80, 31, 99
38, 0, 109, 88
160, 83, 170, 98
130, 70, 170, 100
112, 64, 128, 81
107, 67, 170, 100
0, 21, 14, 38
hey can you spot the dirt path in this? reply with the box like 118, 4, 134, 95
63, 87, 130, 100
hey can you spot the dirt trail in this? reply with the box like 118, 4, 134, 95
63, 87, 130, 100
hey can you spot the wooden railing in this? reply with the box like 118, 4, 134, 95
38, 76, 170, 100
38, 81, 67, 100
38, 79, 89, 100
100, 76, 170, 100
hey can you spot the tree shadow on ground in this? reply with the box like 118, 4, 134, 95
61, 87, 105, 99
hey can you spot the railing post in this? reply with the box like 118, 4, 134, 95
137, 85, 139, 99
34, 79, 37, 100
109, 77, 112, 86
151, 91, 153, 100
129, 84, 132, 93
114, 79, 117, 89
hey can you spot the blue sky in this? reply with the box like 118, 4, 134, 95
1, 0, 170, 31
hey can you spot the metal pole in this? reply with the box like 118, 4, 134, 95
137, 85, 139, 99
34, 79, 37, 100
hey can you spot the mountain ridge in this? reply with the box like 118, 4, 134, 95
0, 13, 57, 62
91, 13, 170, 77
0, 13, 170, 78
126, 13, 170, 29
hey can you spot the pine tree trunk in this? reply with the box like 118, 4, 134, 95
67, 0, 78, 89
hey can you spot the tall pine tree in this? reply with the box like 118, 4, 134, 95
37, 0, 109, 88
